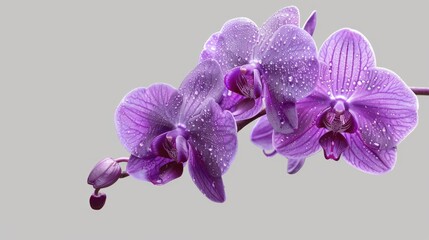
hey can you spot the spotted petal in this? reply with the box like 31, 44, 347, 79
259, 6, 300, 45
188, 99, 237, 177
343, 134, 397, 174
319, 28, 376, 98
200, 18, 259, 74
115, 84, 177, 157
349, 68, 418, 149
177, 60, 224, 122
258, 25, 319, 99
259, 25, 318, 132
188, 146, 225, 203
200, 32, 220, 61
127, 155, 184, 185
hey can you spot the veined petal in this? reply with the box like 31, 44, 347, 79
177, 60, 224, 122
258, 25, 319, 100
319, 28, 376, 98
349, 68, 418, 149
219, 91, 263, 121
251, 116, 274, 151
200, 18, 259, 73
259, 6, 300, 45
115, 84, 177, 157
287, 158, 305, 174
127, 155, 183, 185
343, 133, 397, 174
319, 131, 349, 161
303, 11, 317, 36
273, 92, 328, 159
188, 146, 225, 203
188, 99, 237, 177
274, 124, 323, 159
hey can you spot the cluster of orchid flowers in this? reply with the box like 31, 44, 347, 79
87, 6, 426, 210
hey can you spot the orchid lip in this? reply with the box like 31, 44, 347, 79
224, 63, 263, 99
316, 98, 357, 134
151, 128, 190, 163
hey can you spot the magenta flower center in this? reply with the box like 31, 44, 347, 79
318, 99, 357, 134
150, 126, 190, 163
316, 99, 357, 161
224, 62, 263, 99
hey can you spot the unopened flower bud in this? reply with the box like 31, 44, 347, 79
89, 192, 107, 210
87, 158, 122, 189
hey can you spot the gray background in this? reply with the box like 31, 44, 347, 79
1, 0, 428, 239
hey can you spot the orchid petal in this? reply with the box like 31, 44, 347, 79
176, 135, 190, 163
349, 68, 418, 149
287, 158, 305, 174
150, 132, 170, 159
258, 25, 319, 100
319, 28, 376, 98
319, 132, 349, 161
115, 84, 177, 157
200, 32, 220, 61
251, 116, 274, 151
273, 92, 328, 159
179, 59, 224, 103
264, 87, 297, 134
259, 6, 300, 45
127, 155, 183, 185
188, 146, 225, 203
219, 91, 263, 121
177, 60, 224, 122
188, 99, 237, 177
343, 134, 397, 174
200, 18, 259, 73
303, 11, 317, 36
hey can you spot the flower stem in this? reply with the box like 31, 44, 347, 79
236, 109, 266, 132
114, 157, 129, 163
411, 87, 429, 95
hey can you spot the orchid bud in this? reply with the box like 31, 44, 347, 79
89, 192, 107, 210
87, 158, 122, 189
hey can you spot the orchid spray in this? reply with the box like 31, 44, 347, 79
87, 6, 429, 210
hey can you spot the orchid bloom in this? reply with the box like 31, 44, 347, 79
200, 6, 319, 134
115, 60, 237, 202
252, 28, 418, 174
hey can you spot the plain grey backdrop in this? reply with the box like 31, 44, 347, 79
1, 0, 428, 239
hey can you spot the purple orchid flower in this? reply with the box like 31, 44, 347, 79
252, 28, 418, 174
115, 60, 238, 202
200, 6, 319, 134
